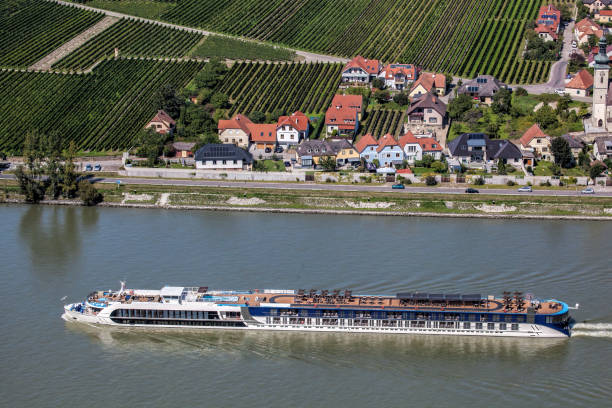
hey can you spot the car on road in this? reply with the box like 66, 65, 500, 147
274, 146, 284, 153
391, 183, 405, 189
94, 164, 102, 171
84, 164, 93, 171
571, 40, 577, 48
581, 187, 595, 194
284, 161, 291, 167
517, 186, 532, 192
555, 88, 567, 96
465, 188, 479, 194
264, 147, 272, 153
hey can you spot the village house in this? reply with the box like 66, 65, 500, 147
277, 111, 310, 147
329, 139, 360, 166
593, 135, 612, 160
406, 92, 447, 127
194, 144, 253, 170
565, 69, 594, 97
247, 123, 277, 151
408, 72, 446, 98
171, 141, 196, 158
562, 134, 586, 159
519, 124, 552, 161
355, 133, 379, 164
587, 43, 612, 66
295, 139, 335, 167
418, 136, 443, 160
574, 18, 604, 46
457, 75, 508, 105
584, 0, 612, 13
398, 132, 422, 163
341, 56, 381, 84
378, 63, 418, 91
535, 4, 561, 41
595, 9, 612, 23
145, 110, 175, 135
325, 94, 362, 137
376, 133, 404, 167
447, 133, 522, 167
218, 114, 252, 148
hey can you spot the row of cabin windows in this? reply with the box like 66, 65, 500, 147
263, 309, 527, 322
208, 160, 237, 165
110, 319, 246, 327
266, 317, 520, 331
110, 309, 220, 320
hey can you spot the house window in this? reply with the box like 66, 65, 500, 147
396, 153, 400, 157
213, 160, 217, 165
281, 135, 285, 139
387, 154, 390, 158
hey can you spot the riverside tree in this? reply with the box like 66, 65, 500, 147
551, 137, 573, 168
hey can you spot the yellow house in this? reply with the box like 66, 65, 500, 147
596, 10, 612, 23
331, 139, 360, 165
520, 124, 552, 161
408, 72, 446, 99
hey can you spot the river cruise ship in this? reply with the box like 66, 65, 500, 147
62, 284, 572, 338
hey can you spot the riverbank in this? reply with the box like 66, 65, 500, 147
2, 181, 612, 220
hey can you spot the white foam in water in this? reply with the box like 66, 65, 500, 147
572, 323, 612, 338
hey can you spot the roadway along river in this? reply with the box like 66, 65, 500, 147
1, 204, 611, 407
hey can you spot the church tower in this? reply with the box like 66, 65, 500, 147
592, 37, 609, 129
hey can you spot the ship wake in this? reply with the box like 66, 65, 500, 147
572, 323, 612, 338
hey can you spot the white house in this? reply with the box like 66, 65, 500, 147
194, 144, 253, 170
341, 56, 381, 84
276, 111, 310, 146
398, 131, 423, 163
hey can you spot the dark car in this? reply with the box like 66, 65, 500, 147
274, 146, 284, 153
284, 161, 291, 167
84, 164, 93, 172
94, 164, 102, 171
465, 188, 479, 194
264, 147, 272, 153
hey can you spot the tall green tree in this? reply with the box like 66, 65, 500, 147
551, 137, 574, 168
448, 94, 473, 120
492, 88, 512, 114
156, 84, 183, 119
318, 155, 337, 171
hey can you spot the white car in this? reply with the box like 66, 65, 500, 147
581, 187, 595, 194
555, 88, 567, 96
517, 186, 532, 192
571, 40, 577, 48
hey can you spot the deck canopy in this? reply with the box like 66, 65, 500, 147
160, 286, 184, 297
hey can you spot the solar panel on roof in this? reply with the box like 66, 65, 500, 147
414, 293, 429, 300
429, 294, 445, 301
446, 294, 461, 301
396, 292, 414, 299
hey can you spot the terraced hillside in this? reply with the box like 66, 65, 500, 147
0, 0, 103, 68
0, 59, 204, 152
52, 18, 202, 70
143, 0, 550, 83
216, 61, 343, 115
358, 108, 406, 139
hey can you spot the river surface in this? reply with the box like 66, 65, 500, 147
1, 204, 611, 407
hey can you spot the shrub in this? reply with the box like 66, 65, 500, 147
506, 180, 516, 186
425, 175, 437, 186
404, 177, 412, 185
473, 177, 485, 185
540, 180, 551, 187
78, 181, 103, 206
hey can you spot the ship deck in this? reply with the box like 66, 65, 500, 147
89, 290, 564, 315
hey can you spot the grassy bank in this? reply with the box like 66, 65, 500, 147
3, 180, 610, 219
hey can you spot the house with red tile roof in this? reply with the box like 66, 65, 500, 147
341, 56, 382, 84
574, 18, 603, 46
565, 69, 594, 97
355, 133, 379, 163
325, 94, 362, 137
535, 5, 561, 41
276, 111, 310, 146
408, 72, 446, 98
145, 110, 176, 135
218, 114, 253, 148
330, 94, 363, 118
595, 8, 612, 23
398, 131, 422, 163
378, 63, 418, 91
247, 123, 277, 150
519, 124, 552, 160
584, 0, 612, 14
417, 136, 443, 160
376, 134, 404, 167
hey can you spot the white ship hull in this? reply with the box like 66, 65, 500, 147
63, 303, 569, 338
